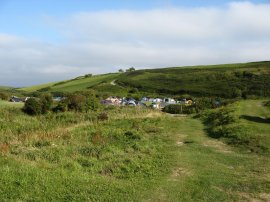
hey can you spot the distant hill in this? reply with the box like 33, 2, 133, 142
19, 61, 270, 98
0, 86, 13, 90
20, 73, 121, 93
117, 61, 270, 98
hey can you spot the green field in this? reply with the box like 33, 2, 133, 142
21, 73, 120, 93
0, 86, 13, 90
0, 100, 24, 108
0, 99, 269, 201
20, 81, 59, 92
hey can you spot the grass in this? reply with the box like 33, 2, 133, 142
201, 99, 270, 154
20, 81, 58, 92
0, 100, 269, 201
117, 61, 270, 97
20, 73, 120, 93
18, 61, 270, 99
0, 100, 24, 109
0, 86, 13, 90
236, 100, 270, 152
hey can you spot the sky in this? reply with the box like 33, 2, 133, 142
0, 0, 270, 87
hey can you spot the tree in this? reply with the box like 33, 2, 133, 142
39, 93, 53, 114
85, 74, 93, 78
0, 92, 9, 101
23, 98, 42, 115
126, 67, 135, 72
53, 100, 68, 112
83, 90, 100, 112
67, 94, 87, 112
118, 69, 124, 73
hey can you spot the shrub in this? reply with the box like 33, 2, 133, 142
67, 94, 86, 112
37, 87, 52, 92
163, 104, 196, 114
85, 94, 100, 112
53, 100, 68, 112
23, 98, 42, 115
84, 74, 92, 78
202, 107, 236, 127
163, 104, 183, 114
124, 131, 141, 140
129, 88, 139, 93
97, 113, 109, 121
0, 92, 9, 101
39, 93, 53, 114
264, 100, 270, 107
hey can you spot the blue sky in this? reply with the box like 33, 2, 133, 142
1, 0, 269, 42
0, 0, 270, 86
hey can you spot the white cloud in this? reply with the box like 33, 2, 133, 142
0, 1, 270, 87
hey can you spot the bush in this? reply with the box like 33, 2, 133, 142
264, 100, 270, 107
53, 100, 68, 112
201, 106, 268, 153
163, 104, 183, 114
0, 92, 9, 101
97, 113, 109, 121
124, 131, 141, 140
63, 91, 101, 112
23, 98, 42, 115
67, 94, 86, 112
39, 93, 53, 114
84, 74, 92, 78
202, 107, 236, 127
85, 94, 100, 112
163, 104, 196, 114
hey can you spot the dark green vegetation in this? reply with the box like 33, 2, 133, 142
0, 100, 269, 201
117, 61, 270, 98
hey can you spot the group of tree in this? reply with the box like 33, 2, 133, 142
23, 93, 53, 115
0, 92, 9, 101
118, 67, 136, 73
23, 90, 100, 115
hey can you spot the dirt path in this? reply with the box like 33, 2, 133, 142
110, 80, 117, 86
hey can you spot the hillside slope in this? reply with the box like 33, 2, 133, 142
0, 100, 269, 201
21, 73, 120, 93
19, 61, 270, 98
0, 86, 13, 90
117, 61, 270, 98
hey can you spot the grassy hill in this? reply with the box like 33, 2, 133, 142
0, 99, 269, 201
0, 86, 13, 90
19, 61, 270, 98
117, 61, 270, 98
21, 73, 120, 93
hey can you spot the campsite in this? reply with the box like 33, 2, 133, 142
0, 61, 270, 201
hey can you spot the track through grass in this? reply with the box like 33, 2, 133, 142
0, 102, 269, 201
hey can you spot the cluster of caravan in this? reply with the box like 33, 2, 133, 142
101, 96, 193, 109
9, 96, 30, 103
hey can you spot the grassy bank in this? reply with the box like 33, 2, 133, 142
201, 100, 270, 154
0, 100, 269, 201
